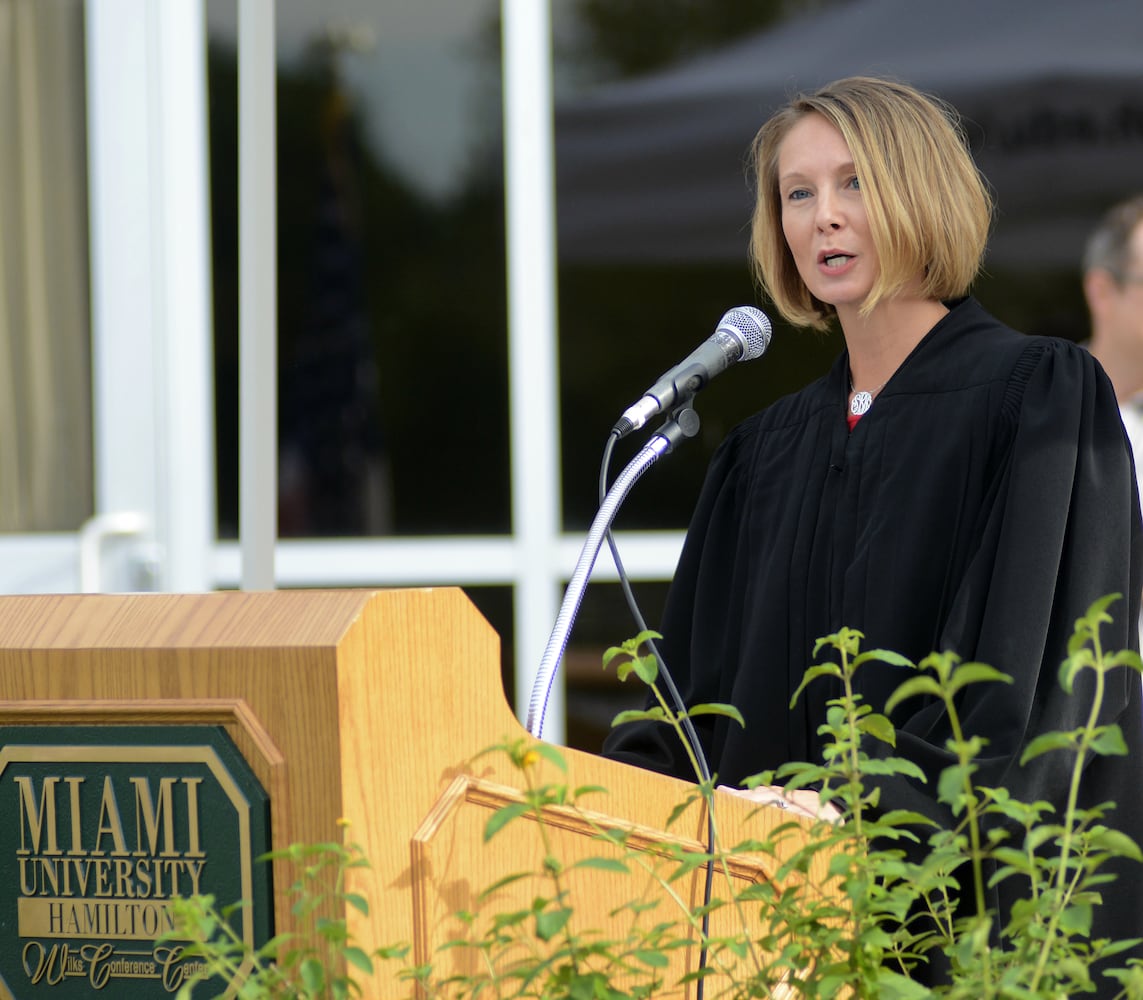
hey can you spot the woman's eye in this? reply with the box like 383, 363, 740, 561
847, 176, 861, 191
786, 188, 810, 201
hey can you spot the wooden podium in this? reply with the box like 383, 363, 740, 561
0, 588, 829, 997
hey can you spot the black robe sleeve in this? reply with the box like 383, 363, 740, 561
867, 340, 1143, 822
866, 340, 1143, 978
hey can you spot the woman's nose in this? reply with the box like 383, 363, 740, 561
815, 192, 842, 231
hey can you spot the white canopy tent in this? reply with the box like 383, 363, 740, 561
555, 0, 1143, 269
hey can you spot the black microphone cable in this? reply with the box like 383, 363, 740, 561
599, 426, 718, 1000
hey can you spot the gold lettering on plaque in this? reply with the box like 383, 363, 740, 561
4, 745, 256, 992
184, 777, 205, 858
15, 774, 205, 862
94, 776, 130, 857
66, 776, 84, 856
16, 776, 61, 856
131, 776, 179, 857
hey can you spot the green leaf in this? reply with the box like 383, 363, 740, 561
1058, 902, 1093, 935
666, 794, 701, 827
633, 949, 670, 968
616, 657, 642, 684
627, 629, 663, 648
723, 937, 749, 958
789, 663, 842, 707
342, 892, 369, 917
857, 712, 896, 747
534, 906, 572, 942
489, 907, 530, 931
1026, 823, 1065, 853
1088, 827, 1143, 861
1108, 648, 1143, 672
1080, 593, 1121, 628
945, 663, 1013, 697
827, 852, 855, 878
316, 915, 348, 944
884, 675, 942, 713
989, 846, 1034, 876
570, 856, 630, 874
300, 957, 326, 992
1090, 724, 1129, 757
573, 783, 608, 798
874, 968, 935, 999
602, 631, 661, 670
342, 945, 374, 975
854, 648, 915, 670
484, 802, 530, 841
1059, 651, 1094, 693
611, 706, 668, 727
937, 764, 975, 812
630, 653, 660, 685
876, 808, 939, 828
1020, 731, 1078, 764
534, 742, 569, 771
860, 758, 926, 781
477, 871, 531, 901
601, 645, 626, 669
1097, 937, 1143, 959
665, 849, 712, 882
688, 702, 746, 727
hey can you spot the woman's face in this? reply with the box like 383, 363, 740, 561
777, 112, 878, 315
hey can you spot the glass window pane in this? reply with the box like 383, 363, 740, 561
552, 1, 812, 535
463, 583, 516, 713
206, 0, 507, 540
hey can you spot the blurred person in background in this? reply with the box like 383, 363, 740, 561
1083, 194, 1143, 497
1083, 195, 1143, 650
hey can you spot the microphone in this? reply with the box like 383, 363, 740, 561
613, 306, 772, 439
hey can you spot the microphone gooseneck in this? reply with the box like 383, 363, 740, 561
528, 305, 774, 740
534, 305, 772, 1000
526, 419, 696, 739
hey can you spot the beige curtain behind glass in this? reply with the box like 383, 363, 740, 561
0, 0, 91, 531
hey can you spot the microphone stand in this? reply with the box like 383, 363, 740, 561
525, 406, 700, 739
524, 402, 718, 1000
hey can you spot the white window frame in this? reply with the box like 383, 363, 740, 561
84, 0, 687, 743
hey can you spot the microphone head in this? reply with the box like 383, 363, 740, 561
718, 306, 772, 361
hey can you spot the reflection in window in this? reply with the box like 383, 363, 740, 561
206, 0, 507, 540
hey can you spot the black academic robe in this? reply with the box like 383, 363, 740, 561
602, 297, 1143, 986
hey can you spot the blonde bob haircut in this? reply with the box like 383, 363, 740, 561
750, 76, 993, 331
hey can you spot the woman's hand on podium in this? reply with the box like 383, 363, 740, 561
717, 783, 843, 824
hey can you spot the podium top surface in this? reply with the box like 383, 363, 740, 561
0, 587, 480, 651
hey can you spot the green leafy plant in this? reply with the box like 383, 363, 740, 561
167, 824, 386, 999
170, 595, 1143, 999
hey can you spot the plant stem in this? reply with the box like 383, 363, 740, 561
646, 679, 767, 977
942, 693, 994, 992
1029, 633, 1107, 993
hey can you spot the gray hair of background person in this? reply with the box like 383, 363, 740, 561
1083, 195, 1143, 280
